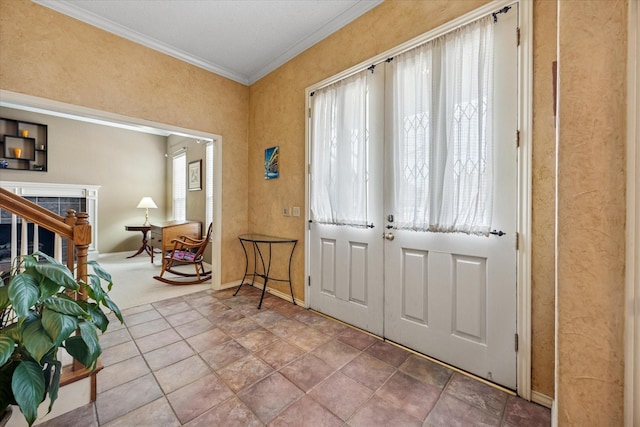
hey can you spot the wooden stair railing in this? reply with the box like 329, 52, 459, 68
0, 187, 100, 399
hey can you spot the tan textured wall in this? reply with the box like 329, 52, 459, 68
248, 0, 489, 300
557, 0, 627, 424
0, 0, 249, 283
531, 0, 557, 398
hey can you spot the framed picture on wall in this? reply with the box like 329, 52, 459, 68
265, 146, 279, 180
188, 159, 202, 191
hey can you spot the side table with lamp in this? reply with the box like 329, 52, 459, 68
125, 197, 158, 260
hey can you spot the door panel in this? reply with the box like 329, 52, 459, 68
310, 226, 383, 335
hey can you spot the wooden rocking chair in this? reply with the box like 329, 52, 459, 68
154, 223, 212, 285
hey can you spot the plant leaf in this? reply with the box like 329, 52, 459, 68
1, 323, 20, 342
41, 308, 78, 347
86, 275, 105, 303
38, 277, 62, 301
12, 360, 45, 426
86, 304, 108, 333
22, 318, 54, 364
46, 360, 61, 413
33, 264, 78, 291
31, 251, 58, 266
64, 336, 90, 367
20, 254, 40, 269
78, 321, 101, 368
0, 336, 15, 367
0, 285, 9, 311
87, 260, 112, 283
8, 274, 40, 319
43, 297, 88, 318
102, 295, 123, 323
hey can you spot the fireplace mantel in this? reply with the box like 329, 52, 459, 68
0, 181, 100, 258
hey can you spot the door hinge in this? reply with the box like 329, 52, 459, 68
515, 333, 519, 352
516, 130, 520, 148
516, 232, 519, 250
516, 27, 520, 46
308, 276, 311, 287
308, 107, 311, 118
308, 219, 312, 230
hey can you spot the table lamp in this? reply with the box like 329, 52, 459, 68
137, 197, 157, 226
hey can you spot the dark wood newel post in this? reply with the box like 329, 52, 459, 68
73, 212, 91, 302
71, 212, 91, 372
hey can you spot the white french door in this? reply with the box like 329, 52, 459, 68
383, 7, 518, 389
308, 4, 519, 389
309, 68, 385, 335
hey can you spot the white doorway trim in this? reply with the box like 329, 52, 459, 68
625, 0, 639, 425
0, 89, 223, 290
304, 0, 533, 398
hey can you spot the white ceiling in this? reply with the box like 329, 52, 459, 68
33, 0, 383, 85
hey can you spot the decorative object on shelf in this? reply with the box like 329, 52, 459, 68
0, 118, 47, 171
136, 196, 157, 226
188, 159, 202, 191
0, 253, 123, 427
264, 146, 279, 180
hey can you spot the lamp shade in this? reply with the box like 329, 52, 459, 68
137, 197, 157, 209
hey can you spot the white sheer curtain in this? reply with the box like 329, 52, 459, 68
311, 70, 369, 226
390, 16, 494, 235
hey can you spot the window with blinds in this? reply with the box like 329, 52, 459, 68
173, 152, 186, 221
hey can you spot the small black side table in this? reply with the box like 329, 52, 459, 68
125, 225, 152, 260
235, 233, 297, 309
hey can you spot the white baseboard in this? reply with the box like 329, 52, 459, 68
531, 390, 553, 409
216, 279, 242, 291
231, 280, 305, 306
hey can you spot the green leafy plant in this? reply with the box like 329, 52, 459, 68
0, 252, 122, 426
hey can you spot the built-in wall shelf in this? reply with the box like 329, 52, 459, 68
0, 117, 48, 171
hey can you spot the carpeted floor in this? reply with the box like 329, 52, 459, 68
97, 251, 214, 310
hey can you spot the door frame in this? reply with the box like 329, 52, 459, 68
625, 0, 639, 424
0, 89, 224, 290
304, 0, 532, 398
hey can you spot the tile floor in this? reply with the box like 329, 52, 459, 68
40, 286, 551, 426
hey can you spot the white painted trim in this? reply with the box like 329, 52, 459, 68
218, 279, 243, 291
0, 90, 223, 290
32, 0, 383, 86
240, 281, 306, 306
516, 0, 534, 402
531, 390, 553, 409
304, 0, 533, 398
625, 0, 639, 425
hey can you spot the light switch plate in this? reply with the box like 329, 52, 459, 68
292, 206, 300, 217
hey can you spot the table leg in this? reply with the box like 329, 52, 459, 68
127, 230, 151, 259
287, 241, 297, 305
234, 239, 250, 296
255, 242, 270, 309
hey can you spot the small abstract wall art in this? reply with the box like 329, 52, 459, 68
265, 146, 279, 180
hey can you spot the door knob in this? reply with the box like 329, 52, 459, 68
384, 232, 395, 241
